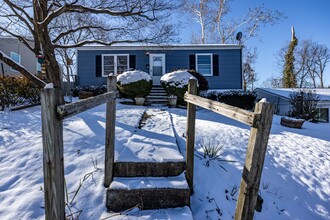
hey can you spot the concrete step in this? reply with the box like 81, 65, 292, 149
147, 95, 168, 99
114, 161, 186, 177
104, 206, 193, 220
150, 91, 167, 95
107, 173, 190, 211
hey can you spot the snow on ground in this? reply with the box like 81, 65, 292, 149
116, 108, 184, 162
0, 101, 329, 219
169, 108, 330, 220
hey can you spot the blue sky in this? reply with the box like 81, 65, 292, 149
179, 0, 330, 87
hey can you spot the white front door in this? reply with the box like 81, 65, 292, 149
149, 54, 165, 85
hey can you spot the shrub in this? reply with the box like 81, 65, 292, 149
0, 75, 40, 110
288, 89, 320, 122
160, 70, 198, 105
117, 70, 152, 99
71, 85, 107, 97
187, 69, 209, 91
202, 90, 256, 110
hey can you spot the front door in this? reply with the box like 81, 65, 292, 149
149, 54, 165, 85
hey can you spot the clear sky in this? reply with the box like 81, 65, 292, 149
178, 0, 330, 87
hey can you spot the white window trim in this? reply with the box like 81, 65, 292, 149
10, 51, 21, 72
196, 53, 213, 76
102, 54, 129, 77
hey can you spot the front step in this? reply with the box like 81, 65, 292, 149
147, 86, 168, 105
114, 161, 186, 177
107, 173, 190, 211
105, 206, 193, 220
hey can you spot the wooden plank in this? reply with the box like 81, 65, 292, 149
185, 79, 198, 194
41, 88, 65, 220
234, 101, 274, 220
104, 76, 117, 187
57, 91, 118, 119
184, 93, 256, 126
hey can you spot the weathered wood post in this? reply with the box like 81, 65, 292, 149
234, 100, 274, 220
104, 75, 117, 187
186, 78, 198, 194
41, 88, 65, 220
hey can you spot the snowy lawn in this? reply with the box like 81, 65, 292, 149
0, 101, 329, 219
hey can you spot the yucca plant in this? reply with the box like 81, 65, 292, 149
197, 139, 236, 171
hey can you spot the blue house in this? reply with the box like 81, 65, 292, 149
76, 44, 242, 89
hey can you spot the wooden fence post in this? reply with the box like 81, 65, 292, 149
186, 78, 198, 194
41, 88, 65, 220
104, 75, 117, 187
234, 101, 274, 220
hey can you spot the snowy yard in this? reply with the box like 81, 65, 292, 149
0, 101, 329, 219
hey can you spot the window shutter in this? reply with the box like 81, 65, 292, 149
189, 55, 196, 70
129, 55, 136, 70
95, 55, 102, 77
213, 54, 219, 76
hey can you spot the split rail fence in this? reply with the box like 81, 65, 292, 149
40, 76, 117, 220
184, 79, 274, 220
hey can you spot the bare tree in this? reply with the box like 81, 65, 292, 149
181, 0, 285, 44
181, 0, 215, 44
242, 47, 258, 91
0, 0, 177, 102
313, 43, 330, 88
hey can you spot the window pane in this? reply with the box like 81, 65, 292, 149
117, 66, 127, 74
11, 52, 20, 64
104, 56, 114, 65
197, 55, 211, 65
198, 66, 211, 75
104, 66, 114, 75
153, 66, 163, 76
117, 56, 128, 66
197, 54, 212, 75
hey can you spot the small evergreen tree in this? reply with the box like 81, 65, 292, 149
283, 27, 298, 88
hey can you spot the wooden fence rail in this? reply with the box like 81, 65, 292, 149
184, 78, 274, 220
41, 76, 117, 220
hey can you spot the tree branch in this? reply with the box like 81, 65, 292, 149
3, 0, 34, 34
0, 27, 34, 52
53, 39, 154, 49
0, 50, 46, 88
39, 2, 162, 28
52, 26, 125, 43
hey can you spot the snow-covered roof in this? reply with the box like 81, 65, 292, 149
77, 43, 242, 51
255, 88, 330, 101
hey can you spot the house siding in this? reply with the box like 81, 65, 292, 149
255, 88, 330, 122
255, 89, 291, 115
77, 47, 242, 89
0, 38, 38, 75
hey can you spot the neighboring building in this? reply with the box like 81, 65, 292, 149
76, 44, 243, 89
0, 37, 41, 76
255, 88, 330, 122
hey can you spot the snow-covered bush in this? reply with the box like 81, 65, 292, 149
117, 70, 152, 99
160, 70, 198, 105
202, 90, 256, 110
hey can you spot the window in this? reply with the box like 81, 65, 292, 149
102, 54, 129, 76
316, 108, 329, 122
196, 53, 213, 76
10, 51, 21, 72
